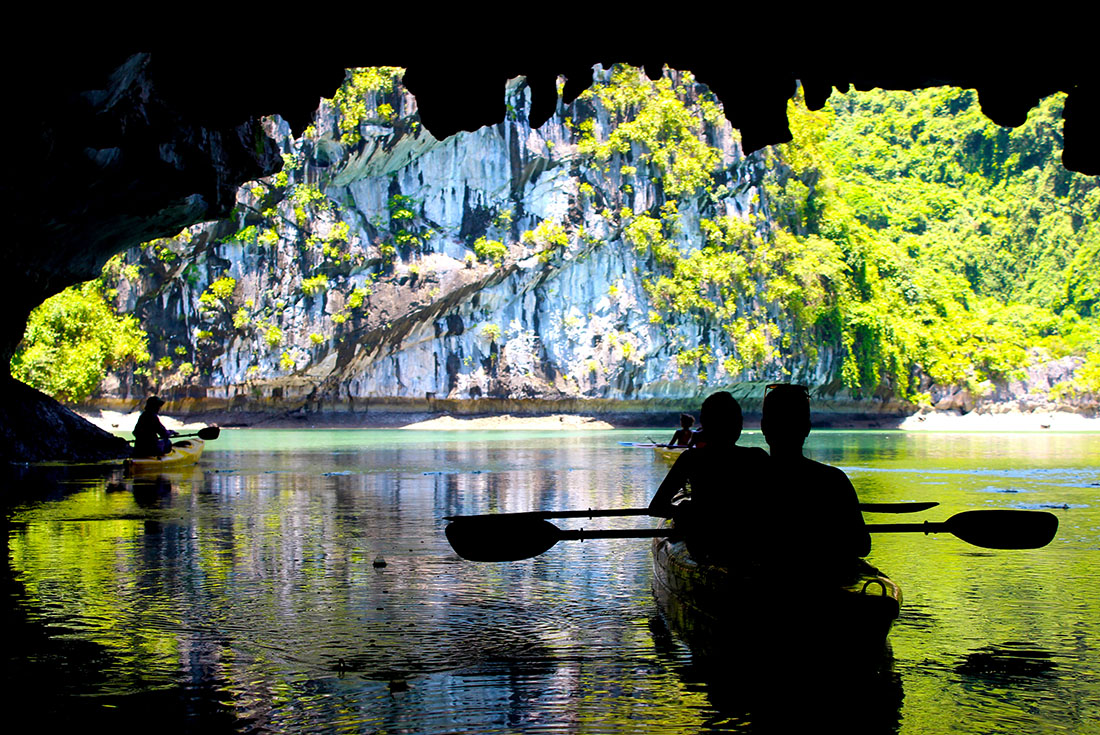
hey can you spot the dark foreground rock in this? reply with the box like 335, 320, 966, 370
1, 379, 130, 464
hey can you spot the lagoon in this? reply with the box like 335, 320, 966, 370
5, 429, 1099, 733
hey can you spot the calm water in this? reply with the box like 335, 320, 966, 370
5, 430, 1099, 734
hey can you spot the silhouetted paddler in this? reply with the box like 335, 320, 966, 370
760, 384, 870, 583
649, 392, 768, 563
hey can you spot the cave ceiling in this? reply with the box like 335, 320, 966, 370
2, 20, 1097, 370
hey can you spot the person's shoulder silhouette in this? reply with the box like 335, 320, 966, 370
649, 392, 768, 561
760, 384, 870, 577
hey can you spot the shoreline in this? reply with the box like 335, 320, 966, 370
75, 407, 1100, 434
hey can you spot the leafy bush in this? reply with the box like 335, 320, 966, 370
332, 67, 405, 145
481, 323, 502, 342
11, 282, 150, 403
301, 274, 329, 297
264, 325, 283, 348
473, 236, 508, 265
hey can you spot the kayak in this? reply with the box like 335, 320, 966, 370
651, 527, 901, 661
125, 438, 205, 473
618, 441, 687, 464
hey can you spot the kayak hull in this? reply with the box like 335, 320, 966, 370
616, 442, 685, 465
652, 532, 900, 662
653, 446, 684, 465
126, 438, 205, 473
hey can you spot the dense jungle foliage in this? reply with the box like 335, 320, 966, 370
576, 67, 1099, 401
782, 85, 1100, 399
11, 66, 1099, 405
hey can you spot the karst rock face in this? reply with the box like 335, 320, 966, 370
56, 65, 1100, 424
93, 66, 875, 420
5, 37, 1098, 460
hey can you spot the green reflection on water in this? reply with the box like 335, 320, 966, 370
6, 430, 1099, 733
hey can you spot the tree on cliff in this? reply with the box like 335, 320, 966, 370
10, 281, 150, 403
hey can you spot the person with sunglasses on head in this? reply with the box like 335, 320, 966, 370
761, 383, 871, 583
648, 391, 769, 563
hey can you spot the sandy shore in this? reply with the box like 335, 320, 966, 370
76, 408, 617, 433
77, 409, 210, 434
77, 407, 1099, 434
898, 410, 1100, 432
399, 414, 615, 430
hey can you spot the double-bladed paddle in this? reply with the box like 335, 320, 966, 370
444, 501, 939, 523
444, 509, 1059, 562
126, 426, 221, 443
176, 426, 221, 441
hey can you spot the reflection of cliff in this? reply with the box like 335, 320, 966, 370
91, 66, 1097, 418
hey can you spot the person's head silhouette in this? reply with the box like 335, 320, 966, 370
680, 413, 695, 430
699, 391, 742, 444
761, 384, 810, 454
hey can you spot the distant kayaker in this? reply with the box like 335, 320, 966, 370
761, 383, 871, 582
132, 396, 176, 457
666, 413, 696, 447
648, 391, 769, 561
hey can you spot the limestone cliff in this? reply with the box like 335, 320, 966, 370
88, 66, 1093, 419
94, 67, 803, 416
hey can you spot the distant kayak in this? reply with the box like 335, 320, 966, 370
125, 438, 205, 473
619, 441, 687, 464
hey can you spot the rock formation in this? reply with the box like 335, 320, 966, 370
4, 31, 1098, 459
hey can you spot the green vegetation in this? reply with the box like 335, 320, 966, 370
481, 323, 502, 342
332, 67, 404, 145
577, 66, 722, 198
11, 282, 150, 402
473, 236, 507, 265
584, 66, 1100, 400
301, 274, 329, 297
346, 286, 371, 311
199, 276, 237, 310
805, 86, 1100, 398
22, 65, 1095, 407
522, 221, 570, 262
263, 324, 283, 349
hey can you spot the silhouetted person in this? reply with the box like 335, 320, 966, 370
132, 396, 174, 457
666, 413, 695, 447
761, 384, 870, 583
649, 392, 768, 562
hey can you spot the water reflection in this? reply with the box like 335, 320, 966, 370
4, 430, 1099, 733
648, 609, 905, 733
955, 643, 1058, 681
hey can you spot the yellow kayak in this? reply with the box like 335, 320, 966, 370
653, 446, 685, 465
125, 438, 205, 473
617, 441, 686, 465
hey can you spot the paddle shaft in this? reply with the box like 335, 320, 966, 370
445, 509, 1058, 561
481, 517, 1042, 543
869, 521, 948, 534
126, 426, 220, 443
445, 502, 938, 522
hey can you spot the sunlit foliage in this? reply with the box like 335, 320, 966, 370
11, 282, 150, 402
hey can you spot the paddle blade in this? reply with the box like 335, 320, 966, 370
197, 426, 221, 440
945, 510, 1059, 550
445, 518, 560, 561
859, 501, 939, 513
